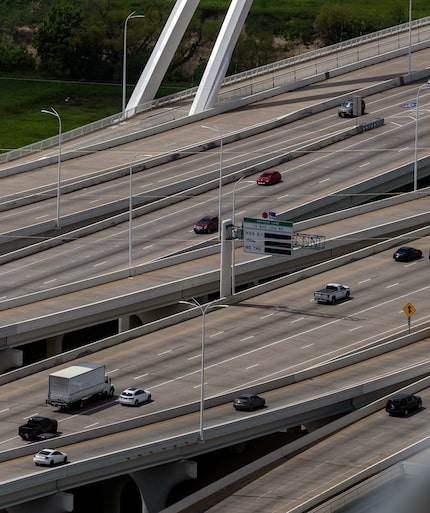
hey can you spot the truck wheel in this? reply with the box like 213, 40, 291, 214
331, 296, 336, 304
346, 291, 350, 298
79, 400, 84, 409
109, 387, 114, 397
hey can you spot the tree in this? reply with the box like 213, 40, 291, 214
33, 1, 83, 77
315, 4, 356, 45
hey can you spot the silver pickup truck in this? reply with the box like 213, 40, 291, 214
314, 283, 350, 304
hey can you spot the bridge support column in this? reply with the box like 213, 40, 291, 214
131, 459, 197, 513
220, 219, 233, 298
119, 315, 131, 332
8, 492, 73, 513
0, 348, 23, 372
46, 334, 63, 357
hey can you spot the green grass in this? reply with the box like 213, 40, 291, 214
0, 76, 193, 153
0, 77, 125, 152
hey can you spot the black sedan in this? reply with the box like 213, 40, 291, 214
386, 393, 422, 416
393, 246, 422, 262
233, 393, 265, 411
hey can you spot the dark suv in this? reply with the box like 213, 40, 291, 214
385, 393, 422, 416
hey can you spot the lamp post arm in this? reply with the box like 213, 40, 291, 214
41, 107, 62, 227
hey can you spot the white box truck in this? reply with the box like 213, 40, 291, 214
46, 362, 114, 409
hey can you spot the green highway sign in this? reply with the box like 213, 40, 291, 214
243, 217, 294, 257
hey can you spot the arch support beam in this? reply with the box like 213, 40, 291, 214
189, 0, 253, 115
125, 0, 200, 117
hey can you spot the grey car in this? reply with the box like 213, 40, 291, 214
233, 393, 266, 411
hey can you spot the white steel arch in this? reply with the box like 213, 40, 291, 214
125, 0, 253, 118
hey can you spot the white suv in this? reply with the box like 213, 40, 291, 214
118, 387, 151, 406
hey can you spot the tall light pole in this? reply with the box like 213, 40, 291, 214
179, 298, 228, 442
408, 0, 412, 75
41, 107, 62, 228
122, 11, 145, 118
413, 80, 430, 192
202, 124, 223, 240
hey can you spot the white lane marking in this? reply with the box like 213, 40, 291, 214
240, 336, 254, 342
134, 374, 148, 380
85, 422, 100, 429
386, 283, 399, 288
291, 317, 305, 323
260, 313, 274, 319
94, 261, 107, 267
187, 354, 201, 360
210, 331, 224, 337
246, 364, 259, 370
301, 344, 314, 349
358, 278, 371, 284
158, 349, 172, 356
349, 326, 363, 331
358, 162, 370, 168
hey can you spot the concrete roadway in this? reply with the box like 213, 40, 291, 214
0, 236, 430, 454
0, 81, 430, 303
180, 386, 430, 513
0, 47, 429, 240
0, 188, 428, 331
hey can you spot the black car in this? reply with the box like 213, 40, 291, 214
386, 393, 422, 416
233, 393, 265, 411
393, 246, 422, 262
193, 215, 219, 234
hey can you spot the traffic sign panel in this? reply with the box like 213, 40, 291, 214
403, 302, 416, 317
243, 217, 293, 256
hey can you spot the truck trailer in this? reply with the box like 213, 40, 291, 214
46, 362, 114, 409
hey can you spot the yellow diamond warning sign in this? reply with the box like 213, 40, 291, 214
403, 303, 416, 317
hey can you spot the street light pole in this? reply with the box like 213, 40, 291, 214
202, 124, 223, 240
413, 80, 430, 192
408, 0, 412, 75
122, 11, 145, 119
179, 298, 228, 442
41, 107, 62, 228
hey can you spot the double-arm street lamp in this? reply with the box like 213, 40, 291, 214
122, 11, 145, 118
202, 124, 223, 240
41, 107, 62, 228
179, 298, 228, 442
413, 79, 430, 191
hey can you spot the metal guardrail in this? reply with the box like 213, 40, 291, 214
1, 18, 429, 164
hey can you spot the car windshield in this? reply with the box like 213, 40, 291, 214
122, 391, 134, 397
38, 450, 51, 455
342, 101, 353, 108
199, 219, 210, 224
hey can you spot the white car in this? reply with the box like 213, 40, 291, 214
118, 387, 152, 406
33, 448, 67, 466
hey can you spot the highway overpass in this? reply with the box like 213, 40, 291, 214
0, 19, 430, 512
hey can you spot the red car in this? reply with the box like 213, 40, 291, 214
193, 215, 219, 234
256, 170, 282, 185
